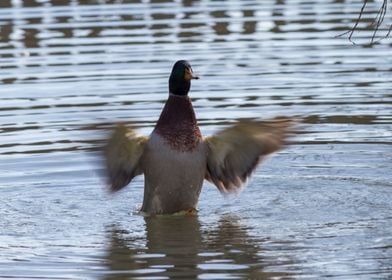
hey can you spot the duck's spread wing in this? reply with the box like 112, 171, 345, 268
104, 124, 148, 192
204, 118, 294, 193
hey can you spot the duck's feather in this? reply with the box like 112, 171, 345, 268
204, 118, 294, 193
104, 124, 148, 192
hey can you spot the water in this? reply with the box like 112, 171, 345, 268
1, 0, 391, 279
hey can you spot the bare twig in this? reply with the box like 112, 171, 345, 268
337, 0, 391, 45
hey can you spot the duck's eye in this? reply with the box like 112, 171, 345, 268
184, 68, 192, 80
183, 66, 199, 80
184, 68, 193, 80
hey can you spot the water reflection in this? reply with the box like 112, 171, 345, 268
1, 0, 377, 59
104, 216, 293, 279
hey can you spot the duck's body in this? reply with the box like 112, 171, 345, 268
104, 60, 295, 215
141, 95, 207, 214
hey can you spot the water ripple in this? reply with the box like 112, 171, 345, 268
1, 0, 391, 279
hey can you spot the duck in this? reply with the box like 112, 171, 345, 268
103, 60, 294, 215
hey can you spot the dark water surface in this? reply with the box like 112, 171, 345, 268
1, 0, 391, 279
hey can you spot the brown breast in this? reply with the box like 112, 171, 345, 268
154, 94, 202, 152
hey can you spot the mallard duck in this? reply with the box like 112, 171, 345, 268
104, 60, 294, 215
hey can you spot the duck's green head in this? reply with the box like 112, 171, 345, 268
169, 60, 199, 96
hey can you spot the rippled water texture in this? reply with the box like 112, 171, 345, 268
1, 0, 391, 279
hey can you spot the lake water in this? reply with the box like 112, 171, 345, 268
0, 0, 391, 279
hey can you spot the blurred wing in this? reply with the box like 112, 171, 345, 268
104, 124, 148, 192
204, 118, 295, 193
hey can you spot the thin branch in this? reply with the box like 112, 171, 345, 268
337, 0, 391, 45
371, 0, 387, 43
